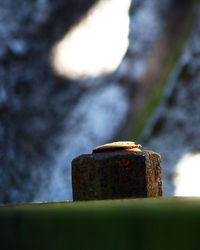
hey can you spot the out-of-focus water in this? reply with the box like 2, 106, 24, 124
2, 0, 197, 203
35, 0, 173, 202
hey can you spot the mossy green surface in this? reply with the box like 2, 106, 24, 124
131, 1, 198, 139
1, 197, 200, 250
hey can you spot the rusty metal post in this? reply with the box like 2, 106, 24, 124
71, 142, 162, 201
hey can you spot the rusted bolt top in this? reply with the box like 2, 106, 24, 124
72, 141, 162, 200
93, 141, 142, 153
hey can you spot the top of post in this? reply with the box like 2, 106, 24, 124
93, 141, 142, 153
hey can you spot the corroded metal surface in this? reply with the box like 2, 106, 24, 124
93, 141, 142, 153
72, 151, 162, 201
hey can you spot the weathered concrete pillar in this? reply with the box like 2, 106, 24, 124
72, 142, 162, 201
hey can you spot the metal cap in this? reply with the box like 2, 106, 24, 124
93, 141, 142, 153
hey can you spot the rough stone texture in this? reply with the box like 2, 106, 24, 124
72, 151, 162, 201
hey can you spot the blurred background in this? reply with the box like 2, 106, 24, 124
0, 0, 199, 204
